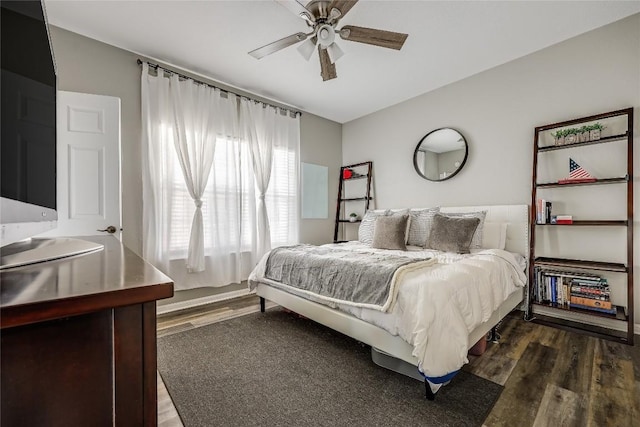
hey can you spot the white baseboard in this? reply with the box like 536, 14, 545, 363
157, 288, 255, 315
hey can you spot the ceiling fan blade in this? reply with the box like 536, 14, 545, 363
339, 25, 408, 50
274, 0, 315, 23
249, 32, 308, 59
318, 46, 337, 81
327, 0, 358, 20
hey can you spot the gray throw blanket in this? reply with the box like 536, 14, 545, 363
264, 244, 435, 311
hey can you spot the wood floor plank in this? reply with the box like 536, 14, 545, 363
548, 332, 595, 395
586, 339, 635, 427
484, 342, 558, 427
157, 306, 234, 330
532, 384, 585, 427
496, 318, 539, 361
465, 351, 518, 386
157, 372, 183, 427
157, 295, 258, 326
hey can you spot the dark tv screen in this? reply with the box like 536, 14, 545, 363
1, 1, 57, 211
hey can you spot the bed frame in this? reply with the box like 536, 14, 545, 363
257, 204, 529, 399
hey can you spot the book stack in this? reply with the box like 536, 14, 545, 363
535, 199, 552, 224
533, 268, 616, 315
570, 276, 615, 315
533, 268, 581, 308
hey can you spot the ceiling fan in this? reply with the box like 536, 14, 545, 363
248, 0, 409, 81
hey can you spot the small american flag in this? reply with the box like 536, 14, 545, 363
569, 158, 593, 179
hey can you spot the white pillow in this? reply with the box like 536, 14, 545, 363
481, 222, 508, 250
407, 207, 439, 247
358, 210, 389, 244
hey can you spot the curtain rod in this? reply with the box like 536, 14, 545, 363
137, 59, 301, 118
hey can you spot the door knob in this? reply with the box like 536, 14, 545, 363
97, 225, 117, 234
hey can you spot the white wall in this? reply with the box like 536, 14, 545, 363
342, 14, 640, 331
49, 26, 342, 257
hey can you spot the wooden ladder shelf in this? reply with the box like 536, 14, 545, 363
333, 161, 373, 243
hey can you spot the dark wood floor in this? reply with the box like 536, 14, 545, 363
157, 295, 640, 427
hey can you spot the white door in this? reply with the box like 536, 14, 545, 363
40, 91, 122, 239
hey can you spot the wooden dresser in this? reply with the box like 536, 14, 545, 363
1, 236, 174, 426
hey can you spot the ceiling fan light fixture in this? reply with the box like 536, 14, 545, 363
297, 37, 317, 61
317, 24, 335, 47
326, 42, 344, 63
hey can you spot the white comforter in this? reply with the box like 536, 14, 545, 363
249, 242, 527, 378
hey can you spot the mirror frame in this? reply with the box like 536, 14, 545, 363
413, 127, 469, 182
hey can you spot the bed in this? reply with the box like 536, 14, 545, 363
249, 204, 529, 399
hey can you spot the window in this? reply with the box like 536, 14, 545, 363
163, 125, 298, 259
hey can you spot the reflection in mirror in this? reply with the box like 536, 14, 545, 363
413, 128, 468, 181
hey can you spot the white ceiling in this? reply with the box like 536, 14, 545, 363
44, 1, 640, 124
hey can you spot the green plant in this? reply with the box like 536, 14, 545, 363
552, 128, 571, 139
349, 212, 358, 218
588, 122, 604, 131
579, 125, 590, 133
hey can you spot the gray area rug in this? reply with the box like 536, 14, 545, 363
157, 309, 503, 427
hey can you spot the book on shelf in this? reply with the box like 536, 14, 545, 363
570, 291, 610, 301
536, 199, 553, 224
540, 269, 601, 281
571, 287, 610, 297
570, 304, 617, 315
555, 215, 573, 224
571, 277, 608, 287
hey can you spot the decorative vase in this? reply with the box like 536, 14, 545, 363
589, 129, 601, 141
555, 136, 565, 146
349, 216, 357, 222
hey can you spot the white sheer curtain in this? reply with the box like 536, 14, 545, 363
240, 99, 274, 258
169, 74, 223, 272
141, 63, 300, 290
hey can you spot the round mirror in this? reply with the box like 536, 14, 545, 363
413, 128, 468, 181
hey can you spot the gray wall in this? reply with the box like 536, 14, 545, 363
300, 114, 342, 245
342, 14, 640, 330
49, 26, 342, 257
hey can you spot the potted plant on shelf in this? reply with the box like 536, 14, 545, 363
579, 125, 590, 142
349, 213, 359, 222
552, 129, 570, 145
588, 123, 604, 141
564, 128, 579, 145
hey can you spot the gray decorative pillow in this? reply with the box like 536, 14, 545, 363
440, 211, 487, 249
358, 210, 389, 244
426, 213, 480, 254
372, 215, 409, 250
408, 207, 440, 246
